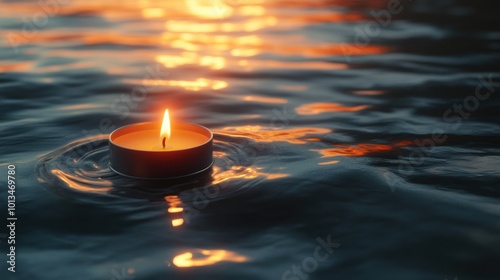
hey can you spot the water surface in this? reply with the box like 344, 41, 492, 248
1, 0, 500, 279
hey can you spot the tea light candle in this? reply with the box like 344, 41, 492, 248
109, 109, 213, 179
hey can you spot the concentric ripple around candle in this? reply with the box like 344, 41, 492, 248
36, 133, 284, 202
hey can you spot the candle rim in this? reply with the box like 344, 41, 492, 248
109, 121, 213, 152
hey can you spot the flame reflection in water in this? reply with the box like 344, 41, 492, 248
173, 249, 248, 267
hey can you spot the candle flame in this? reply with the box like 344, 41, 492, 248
160, 109, 171, 147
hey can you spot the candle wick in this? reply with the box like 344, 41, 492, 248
162, 137, 166, 149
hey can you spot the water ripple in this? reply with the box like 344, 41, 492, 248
36, 133, 284, 203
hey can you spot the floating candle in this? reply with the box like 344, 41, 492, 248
109, 109, 213, 179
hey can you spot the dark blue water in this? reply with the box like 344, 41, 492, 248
1, 0, 500, 279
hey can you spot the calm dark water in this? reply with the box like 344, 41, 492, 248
1, 0, 500, 279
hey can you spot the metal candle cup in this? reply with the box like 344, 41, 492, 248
109, 122, 213, 179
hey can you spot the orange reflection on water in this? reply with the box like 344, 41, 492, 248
185, 0, 234, 19
58, 104, 104, 111
239, 5, 266, 16
296, 102, 369, 115
157, 54, 225, 69
214, 151, 228, 157
0, 1, 144, 19
353, 90, 385, 96
212, 166, 288, 185
168, 207, 183, 213
144, 78, 228, 91
152, 0, 278, 91
0, 62, 33, 73
141, 0, 386, 93
166, 16, 277, 33
317, 143, 392, 157
237, 60, 347, 71
319, 160, 340, 166
314, 141, 413, 165
218, 126, 331, 145
173, 249, 247, 267
278, 85, 309, 92
0, 0, 392, 76
172, 219, 184, 227
231, 48, 260, 57
340, 44, 389, 58
165, 195, 185, 227
242, 95, 288, 104
166, 34, 262, 47
142, 7, 166, 18
51, 170, 112, 193
82, 33, 162, 46
288, 11, 364, 23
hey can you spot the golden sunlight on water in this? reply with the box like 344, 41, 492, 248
172, 249, 247, 267
144, 78, 228, 91
211, 166, 288, 185
184, 0, 234, 19
217, 126, 331, 145
151, 0, 277, 91
241, 95, 288, 104
313, 141, 414, 165
296, 102, 370, 115
0, 0, 390, 85
57, 104, 105, 111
